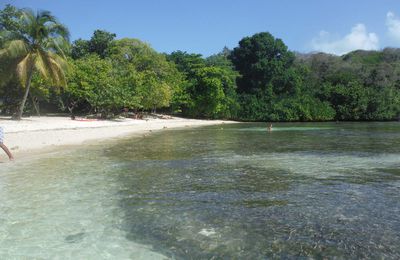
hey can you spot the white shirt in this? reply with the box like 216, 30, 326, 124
0, 126, 4, 143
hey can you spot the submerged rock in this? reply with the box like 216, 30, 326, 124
64, 232, 85, 243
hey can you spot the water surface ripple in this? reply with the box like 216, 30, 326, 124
1, 122, 400, 259
108, 122, 400, 259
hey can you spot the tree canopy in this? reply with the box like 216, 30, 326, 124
0, 7, 70, 119
230, 32, 295, 93
1, 4, 399, 121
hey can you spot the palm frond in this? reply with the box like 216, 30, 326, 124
0, 39, 28, 59
37, 10, 56, 24
34, 49, 50, 79
50, 52, 69, 72
47, 23, 70, 42
50, 53, 69, 86
36, 49, 68, 86
2, 8, 70, 88
20, 8, 36, 42
16, 53, 34, 86
0, 30, 20, 44
48, 58, 67, 86
20, 8, 35, 19
35, 49, 56, 80
44, 36, 70, 58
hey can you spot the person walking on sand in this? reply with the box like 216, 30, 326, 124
0, 126, 14, 160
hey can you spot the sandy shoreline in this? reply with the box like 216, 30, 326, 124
0, 116, 236, 157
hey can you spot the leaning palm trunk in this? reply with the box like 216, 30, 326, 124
16, 69, 33, 119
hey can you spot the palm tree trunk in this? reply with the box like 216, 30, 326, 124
16, 70, 34, 120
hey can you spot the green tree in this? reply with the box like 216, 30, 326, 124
297, 48, 400, 120
328, 81, 369, 120
88, 29, 116, 58
206, 47, 232, 68
110, 38, 185, 112
0, 4, 22, 46
0, 77, 22, 114
136, 71, 172, 112
71, 38, 90, 59
29, 73, 54, 115
168, 51, 206, 78
66, 54, 121, 116
168, 50, 239, 118
230, 32, 295, 93
228, 32, 321, 121
192, 67, 225, 117
0, 5, 23, 88
0, 8, 69, 119
70, 30, 115, 59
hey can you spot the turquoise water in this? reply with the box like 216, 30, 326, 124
1, 122, 400, 259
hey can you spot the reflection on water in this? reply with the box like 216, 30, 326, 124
0, 122, 400, 259
107, 122, 400, 259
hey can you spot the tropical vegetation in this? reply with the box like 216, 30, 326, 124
1, 4, 400, 121
0, 5, 69, 119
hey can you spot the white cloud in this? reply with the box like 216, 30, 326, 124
386, 11, 400, 42
311, 24, 379, 55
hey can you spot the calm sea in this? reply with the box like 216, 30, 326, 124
1, 122, 399, 259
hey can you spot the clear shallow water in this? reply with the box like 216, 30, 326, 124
1, 122, 400, 259
0, 147, 168, 259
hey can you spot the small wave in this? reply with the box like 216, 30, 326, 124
237, 127, 333, 132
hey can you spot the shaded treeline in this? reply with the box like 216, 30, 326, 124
1, 5, 400, 120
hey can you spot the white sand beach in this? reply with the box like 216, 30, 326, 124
0, 116, 235, 156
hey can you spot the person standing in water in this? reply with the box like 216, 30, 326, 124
0, 126, 14, 160
267, 123, 273, 132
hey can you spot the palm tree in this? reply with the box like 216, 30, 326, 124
0, 8, 69, 120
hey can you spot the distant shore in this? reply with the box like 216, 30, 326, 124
0, 116, 236, 157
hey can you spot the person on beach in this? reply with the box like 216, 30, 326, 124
0, 127, 14, 160
267, 123, 273, 132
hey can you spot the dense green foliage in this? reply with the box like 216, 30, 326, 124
299, 50, 400, 120
66, 38, 185, 116
1, 5, 400, 121
230, 33, 335, 121
167, 50, 238, 118
0, 5, 69, 119
71, 30, 116, 59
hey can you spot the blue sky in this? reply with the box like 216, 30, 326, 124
2, 0, 400, 56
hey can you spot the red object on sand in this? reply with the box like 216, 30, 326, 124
74, 118, 99, 122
